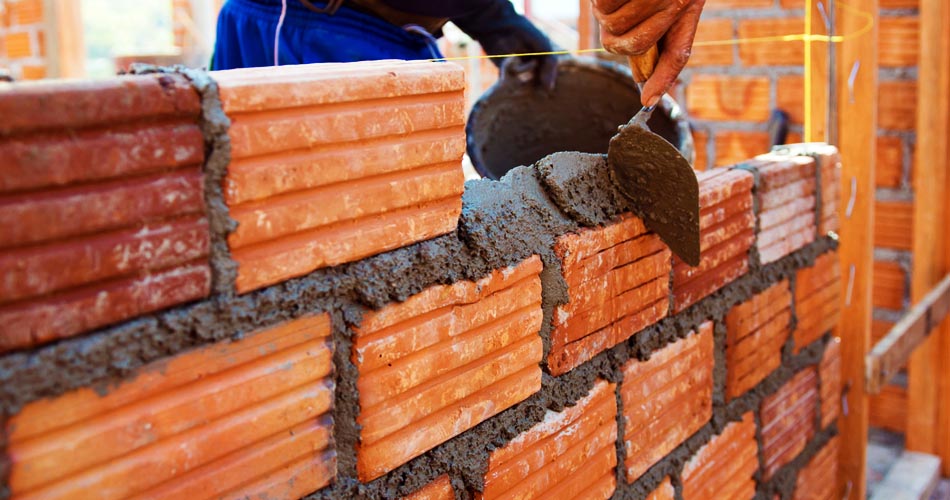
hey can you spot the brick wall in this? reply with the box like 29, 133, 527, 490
680, 0, 810, 170
0, 60, 843, 499
0, 0, 48, 80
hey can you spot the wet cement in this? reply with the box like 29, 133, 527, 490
0, 102, 840, 499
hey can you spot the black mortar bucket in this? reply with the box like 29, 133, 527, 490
466, 57, 695, 180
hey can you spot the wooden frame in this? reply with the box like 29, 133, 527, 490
834, 0, 877, 497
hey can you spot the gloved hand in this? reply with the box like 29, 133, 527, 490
452, 0, 558, 90
592, 0, 706, 107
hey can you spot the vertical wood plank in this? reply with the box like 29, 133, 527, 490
44, 0, 86, 78
835, 0, 878, 497
808, 0, 831, 142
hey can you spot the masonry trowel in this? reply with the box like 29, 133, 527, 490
608, 47, 701, 266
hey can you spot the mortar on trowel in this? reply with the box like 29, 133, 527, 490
466, 56, 701, 266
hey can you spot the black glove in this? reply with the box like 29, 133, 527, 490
451, 0, 558, 90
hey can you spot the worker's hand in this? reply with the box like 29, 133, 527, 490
452, 0, 559, 90
593, 0, 706, 107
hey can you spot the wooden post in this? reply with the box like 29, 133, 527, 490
907, 0, 950, 475
806, 0, 831, 142
44, 0, 86, 78
835, 0, 877, 497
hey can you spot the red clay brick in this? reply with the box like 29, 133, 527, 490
0, 170, 205, 247
10, 0, 44, 25
873, 260, 906, 311
687, 76, 771, 122
697, 169, 754, 209
2, 32, 31, 58
555, 213, 648, 266
705, 0, 772, 7
213, 61, 466, 293
676, 226, 753, 282
738, 18, 805, 66
756, 155, 816, 190
0, 262, 210, 353
354, 257, 543, 482
674, 255, 749, 313
0, 216, 209, 304
623, 323, 714, 482
6, 315, 336, 499
820, 338, 842, 428
480, 379, 617, 499
879, 17, 919, 67
726, 281, 791, 399
647, 477, 675, 500
549, 298, 669, 375
693, 130, 710, 170
759, 178, 816, 212
870, 384, 908, 433
551, 215, 671, 375
794, 437, 840, 500
794, 252, 842, 351
758, 212, 817, 249
777, 76, 804, 125
699, 191, 754, 231
874, 200, 913, 250
759, 223, 816, 264
761, 368, 819, 479
0, 123, 204, 194
681, 412, 757, 500
0, 74, 201, 136
876, 136, 904, 188
405, 475, 454, 500
880, 0, 918, 7
878, 80, 917, 131
759, 196, 816, 231
690, 19, 735, 66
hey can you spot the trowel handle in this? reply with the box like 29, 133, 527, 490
628, 45, 659, 84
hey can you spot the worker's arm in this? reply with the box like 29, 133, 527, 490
451, 0, 558, 90
592, 0, 706, 107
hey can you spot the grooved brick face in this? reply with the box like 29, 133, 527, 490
646, 477, 675, 500
9, 0, 44, 25
794, 251, 841, 352
686, 75, 770, 122
873, 260, 906, 311
673, 169, 754, 313
812, 146, 842, 235
874, 200, 913, 250
878, 80, 917, 131
681, 412, 757, 500
793, 437, 840, 500
752, 154, 818, 264
760, 368, 819, 479
879, 17, 919, 67
551, 213, 671, 375
819, 338, 842, 428
353, 256, 544, 482
0, 73, 211, 353
479, 379, 618, 499
690, 19, 735, 66
6, 315, 336, 499
211, 60, 467, 293
622, 322, 714, 482
876, 136, 904, 188
738, 18, 806, 66
404, 475, 454, 500
725, 280, 791, 400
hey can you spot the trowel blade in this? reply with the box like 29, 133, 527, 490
608, 118, 701, 266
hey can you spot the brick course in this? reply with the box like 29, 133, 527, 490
681, 412, 758, 500
726, 280, 791, 400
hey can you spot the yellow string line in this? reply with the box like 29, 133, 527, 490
431, 1, 874, 62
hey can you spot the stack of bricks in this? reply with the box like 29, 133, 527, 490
869, 0, 919, 435
0, 0, 47, 80
0, 60, 844, 499
672, 168, 754, 312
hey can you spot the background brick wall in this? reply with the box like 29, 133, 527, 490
0, 0, 48, 80
0, 61, 844, 500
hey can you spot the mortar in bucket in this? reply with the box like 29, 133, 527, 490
466, 57, 695, 180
